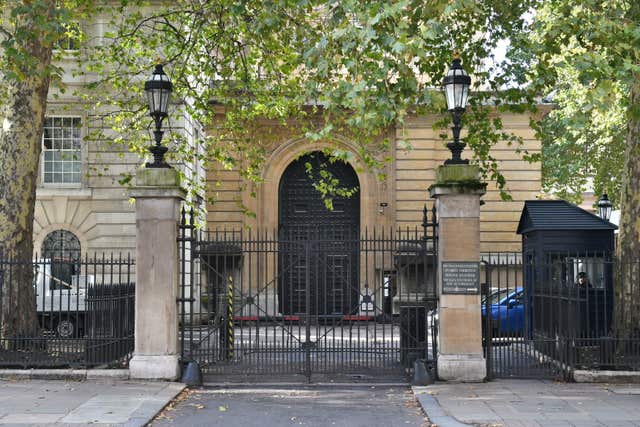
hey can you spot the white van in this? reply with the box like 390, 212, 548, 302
33, 260, 94, 338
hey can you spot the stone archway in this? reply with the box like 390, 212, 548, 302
277, 151, 360, 315
278, 151, 360, 239
254, 138, 387, 232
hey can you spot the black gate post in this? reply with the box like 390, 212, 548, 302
178, 208, 196, 362
482, 260, 493, 380
304, 242, 312, 382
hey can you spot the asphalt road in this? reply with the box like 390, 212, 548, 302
150, 386, 429, 427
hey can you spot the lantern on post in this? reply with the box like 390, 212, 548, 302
442, 55, 471, 165
144, 64, 173, 168
597, 193, 612, 221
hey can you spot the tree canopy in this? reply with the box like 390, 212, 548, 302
512, 0, 638, 208
80, 0, 535, 202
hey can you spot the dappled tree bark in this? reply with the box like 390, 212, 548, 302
0, 0, 56, 342
615, 68, 640, 335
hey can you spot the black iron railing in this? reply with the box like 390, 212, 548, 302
482, 252, 640, 380
0, 255, 135, 368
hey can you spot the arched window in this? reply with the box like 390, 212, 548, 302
41, 230, 81, 290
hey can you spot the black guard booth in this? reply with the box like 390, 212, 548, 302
516, 200, 617, 347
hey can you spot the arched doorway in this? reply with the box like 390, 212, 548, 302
41, 229, 81, 289
278, 152, 360, 316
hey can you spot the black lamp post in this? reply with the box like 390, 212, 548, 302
597, 193, 612, 221
442, 56, 471, 165
144, 64, 173, 168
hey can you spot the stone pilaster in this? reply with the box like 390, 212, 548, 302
429, 165, 487, 382
128, 168, 185, 380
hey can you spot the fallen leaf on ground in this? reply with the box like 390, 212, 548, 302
152, 387, 194, 422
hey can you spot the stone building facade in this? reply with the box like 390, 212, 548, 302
33, 16, 204, 260
205, 111, 542, 254
33, 107, 201, 259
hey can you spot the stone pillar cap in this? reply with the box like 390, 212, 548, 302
429, 164, 486, 197
128, 167, 186, 200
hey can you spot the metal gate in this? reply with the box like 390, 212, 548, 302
482, 254, 570, 380
178, 208, 438, 382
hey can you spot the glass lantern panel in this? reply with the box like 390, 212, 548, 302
159, 89, 171, 114
445, 84, 456, 110
456, 83, 469, 109
146, 90, 156, 114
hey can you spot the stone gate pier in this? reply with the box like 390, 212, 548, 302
430, 164, 487, 382
128, 168, 185, 380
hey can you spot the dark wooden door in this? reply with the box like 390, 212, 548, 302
278, 152, 360, 315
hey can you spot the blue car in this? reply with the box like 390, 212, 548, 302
482, 287, 524, 336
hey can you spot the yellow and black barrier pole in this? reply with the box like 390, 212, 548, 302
227, 275, 234, 360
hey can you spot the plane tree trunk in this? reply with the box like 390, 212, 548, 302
614, 67, 640, 335
0, 0, 56, 343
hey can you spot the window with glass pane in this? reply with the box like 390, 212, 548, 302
546, 253, 606, 289
42, 117, 81, 184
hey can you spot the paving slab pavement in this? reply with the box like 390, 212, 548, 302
2, 377, 639, 426
414, 379, 640, 427
0, 379, 184, 426
149, 385, 428, 427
